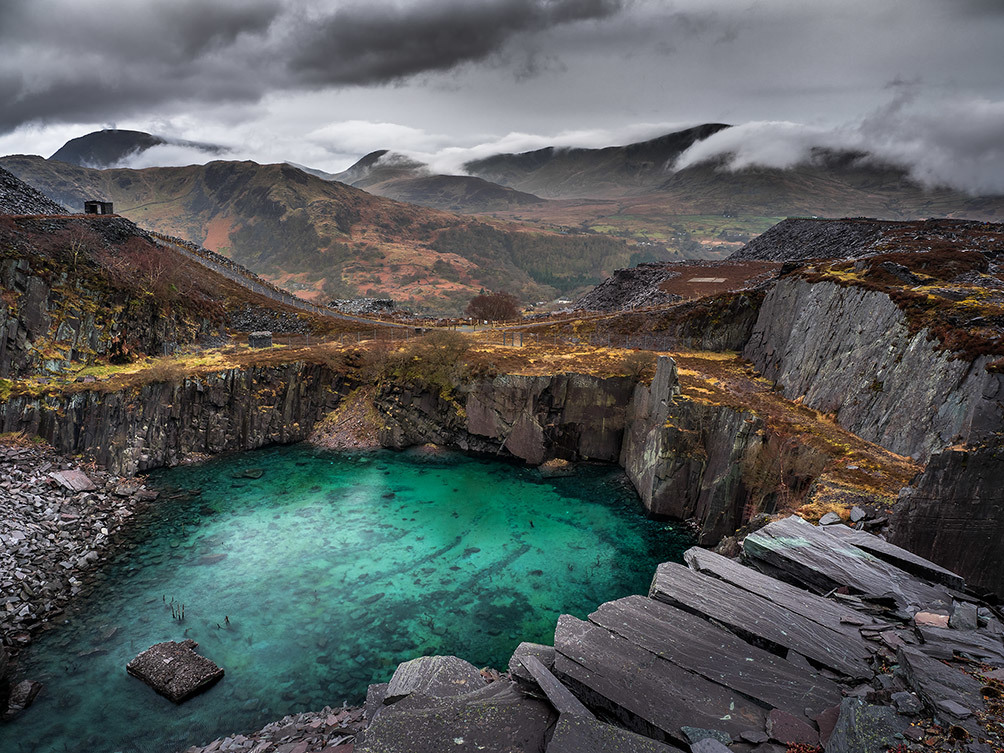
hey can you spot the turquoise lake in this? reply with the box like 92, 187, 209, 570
3, 445, 690, 753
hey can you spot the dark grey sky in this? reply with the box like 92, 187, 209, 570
1, 0, 1002, 191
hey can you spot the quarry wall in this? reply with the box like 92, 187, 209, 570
745, 277, 1004, 461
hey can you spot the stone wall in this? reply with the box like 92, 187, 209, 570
745, 277, 1004, 461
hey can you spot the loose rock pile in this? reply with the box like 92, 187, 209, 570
0, 438, 157, 716
181, 705, 366, 753
0, 167, 67, 215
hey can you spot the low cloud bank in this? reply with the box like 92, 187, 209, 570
674, 94, 1004, 195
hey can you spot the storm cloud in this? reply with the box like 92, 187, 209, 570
0, 0, 623, 132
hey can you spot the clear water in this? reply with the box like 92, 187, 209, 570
4, 445, 690, 753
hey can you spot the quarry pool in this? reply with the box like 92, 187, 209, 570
5, 445, 690, 753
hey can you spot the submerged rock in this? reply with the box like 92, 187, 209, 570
126, 640, 224, 703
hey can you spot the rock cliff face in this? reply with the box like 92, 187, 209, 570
621, 358, 765, 545
890, 444, 1004, 599
745, 277, 1004, 460
0, 255, 215, 378
377, 372, 637, 466
376, 359, 795, 544
0, 363, 347, 475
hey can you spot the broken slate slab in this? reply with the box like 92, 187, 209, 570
766, 709, 818, 746
126, 640, 224, 703
681, 727, 733, 746
518, 655, 592, 718
355, 680, 555, 753
365, 682, 389, 721
50, 470, 96, 492
548, 715, 683, 753
819, 512, 843, 526
824, 698, 908, 753
384, 655, 486, 704
508, 642, 555, 695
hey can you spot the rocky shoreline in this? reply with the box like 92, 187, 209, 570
0, 436, 159, 718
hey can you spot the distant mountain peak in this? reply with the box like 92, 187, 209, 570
49, 129, 222, 169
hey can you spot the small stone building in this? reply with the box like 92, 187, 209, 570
83, 200, 114, 215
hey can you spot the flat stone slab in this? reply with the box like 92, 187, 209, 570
650, 562, 872, 679
590, 595, 842, 718
819, 524, 966, 590
685, 547, 877, 635
553, 614, 766, 744
50, 469, 96, 492
548, 716, 684, 753
385, 655, 486, 704
126, 640, 223, 703
743, 516, 951, 611
355, 680, 555, 753
508, 642, 556, 694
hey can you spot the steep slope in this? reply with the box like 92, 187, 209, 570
0, 156, 629, 312
0, 214, 356, 378
0, 167, 66, 215
50, 129, 222, 168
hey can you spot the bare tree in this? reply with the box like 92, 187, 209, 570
466, 291, 521, 322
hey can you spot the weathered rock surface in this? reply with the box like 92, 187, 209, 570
0, 363, 348, 475
890, 443, 1004, 599
574, 263, 682, 311
824, 698, 910, 753
0, 166, 66, 215
383, 655, 486, 704
745, 277, 1004, 460
357, 679, 555, 753
126, 639, 224, 703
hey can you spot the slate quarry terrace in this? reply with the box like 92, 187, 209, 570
354, 515, 1004, 753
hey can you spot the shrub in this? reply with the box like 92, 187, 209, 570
466, 291, 521, 322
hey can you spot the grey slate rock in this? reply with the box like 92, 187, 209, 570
365, 682, 389, 720
849, 507, 868, 523
891, 691, 923, 715
824, 698, 909, 753
508, 642, 555, 693
384, 655, 486, 704
936, 699, 972, 719
766, 709, 818, 746
819, 512, 843, 526
682, 727, 733, 746
740, 730, 769, 744
950, 602, 979, 631
692, 738, 734, 753
548, 716, 683, 753
355, 680, 555, 753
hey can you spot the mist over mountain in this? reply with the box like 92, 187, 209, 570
49, 129, 224, 169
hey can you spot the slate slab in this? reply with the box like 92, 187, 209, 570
517, 655, 592, 718
365, 682, 389, 721
766, 709, 818, 746
824, 698, 909, 753
650, 562, 872, 679
685, 547, 876, 635
508, 642, 555, 694
384, 655, 486, 704
547, 715, 683, 753
590, 595, 842, 717
743, 516, 951, 610
819, 523, 965, 590
916, 626, 1004, 665
896, 645, 985, 732
50, 469, 96, 492
950, 602, 979, 631
355, 680, 555, 753
553, 614, 766, 744
126, 640, 223, 703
